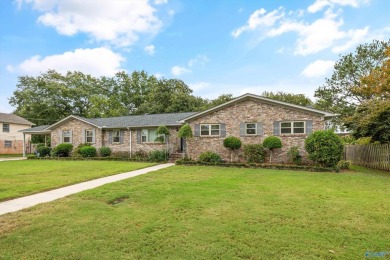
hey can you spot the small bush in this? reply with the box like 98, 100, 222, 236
243, 144, 265, 163
287, 146, 302, 165
37, 146, 52, 157
76, 143, 91, 154
111, 151, 131, 158
51, 143, 73, 157
148, 149, 168, 162
223, 136, 242, 150
305, 130, 343, 167
79, 146, 97, 158
99, 146, 112, 157
355, 137, 372, 145
263, 136, 282, 150
178, 123, 193, 138
198, 151, 222, 163
133, 150, 148, 159
337, 160, 351, 169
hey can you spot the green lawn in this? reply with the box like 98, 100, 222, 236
0, 166, 389, 259
0, 160, 155, 201
0, 154, 25, 158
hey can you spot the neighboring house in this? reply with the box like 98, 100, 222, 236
20, 93, 335, 162
0, 113, 34, 154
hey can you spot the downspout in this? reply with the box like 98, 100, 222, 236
22, 133, 26, 158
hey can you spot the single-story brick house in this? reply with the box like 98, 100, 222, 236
21, 93, 335, 162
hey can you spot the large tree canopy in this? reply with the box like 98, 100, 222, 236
261, 91, 313, 106
314, 39, 390, 127
9, 70, 233, 125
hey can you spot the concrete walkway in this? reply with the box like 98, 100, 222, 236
0, 157, 26, 162
0, 163, 174, 216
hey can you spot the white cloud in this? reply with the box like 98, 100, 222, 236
154, 0, 168, 5
18, 47, 124, 77
232, 7, 284, 38
6, 65, 14, 73
301, 60, 335, 78
188, 55, 210, 67
19, 0, 163, 47
233, 5, 372, 55
171, 66, 191, 77
144, 45, 155, 55
308, 0, 369, 13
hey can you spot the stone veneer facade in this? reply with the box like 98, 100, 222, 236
186, 99, 325, 163
51, 118, 181, 155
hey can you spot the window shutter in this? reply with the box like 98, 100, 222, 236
82, 129, 85, 143
109, 131, 113, 144
69, 130, 73, 143
257, 122, 263, 136
92, 129, 96, 143
194, 124, 200, 137
220, 123, 226, 137
306, 120, 313, 135
137, 129, 141, 144
240, 122, 245, 136
273, 121, 280, 136
58, 130, 62, 143
120, 130, 124, 144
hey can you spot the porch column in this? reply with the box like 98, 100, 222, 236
22, 133, 26, 158
44, 135, 47, 146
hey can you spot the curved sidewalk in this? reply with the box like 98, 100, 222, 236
0, 163, 174, 216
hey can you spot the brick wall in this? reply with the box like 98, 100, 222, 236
0, 139, 25, 154
186, 99, 325, 163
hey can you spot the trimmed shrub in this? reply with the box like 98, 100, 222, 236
263, 136, 282, 150
79, 146, 97, 158
287, 146, 302, 165
133, 150, 148, 159
178, 123, 193, 138
304, 130, 343, 167
243, 144, 265, 163
223, 136, 242, 150
99, 146, 112, 157
148, 149, 168, 162
337, 160, 351, 170
198, 151, 222, 163
76, 143, 91, 154
37, 146, 52, 157
51, 143, 73, 157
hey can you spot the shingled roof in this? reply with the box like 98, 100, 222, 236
0, 113, 34, 125
45, 112, 197, 130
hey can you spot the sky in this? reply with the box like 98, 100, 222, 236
1, 0, 389, 113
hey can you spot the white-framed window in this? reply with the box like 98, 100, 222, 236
112, 130, 120, 143
141, 129, 165, 143
246, 123, 257, 135
200, 124, 220, 136
63, 130, 71, 143
4, 140, 12, 148
280, 121, 305, 134
3, 123, 9, 132
86, 130, 93, 143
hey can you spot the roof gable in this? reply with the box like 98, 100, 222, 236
181, 93, 335, 122
0, 113, 34, 125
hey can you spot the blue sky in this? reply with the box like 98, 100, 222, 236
1, 0, 389, 113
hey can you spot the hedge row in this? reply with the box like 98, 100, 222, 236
175, 159, 334, 172
27, 155, 150, 162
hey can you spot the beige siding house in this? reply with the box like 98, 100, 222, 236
21, 94, 334, 161
0, 113, 34, 154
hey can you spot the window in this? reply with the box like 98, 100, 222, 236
3, 124, 9, 132
63, 130, 71, 143
112, 130, 120, 143
141, 129, 164, 143
280, 121, 305, 134
200, 124, 220, 136
86, 130, 93, 143
246, 123, 257, 135
4, 140, 12, 148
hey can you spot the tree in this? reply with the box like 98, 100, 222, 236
178, 123, 193, 158
314, 39, 390, 128
223, 136, 242, 162
201, 94, 234, 110
261, 91, 313, 106
344, 99, 390, 143
263, 136, 282, 163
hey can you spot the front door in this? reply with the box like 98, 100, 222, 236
180, 138, 185, 153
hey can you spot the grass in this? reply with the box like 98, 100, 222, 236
0, 154, 25, 158
0, 166, 389, 259
0, 160, 155, 201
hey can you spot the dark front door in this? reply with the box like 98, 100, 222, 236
180, 138, 185, 153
